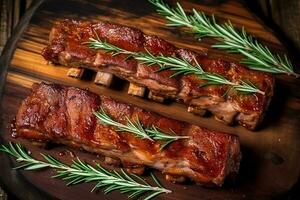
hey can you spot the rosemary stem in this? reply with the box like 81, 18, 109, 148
17, 157, 69, 171
1, 143, 172, 200
150, 0, 298, 77
94, 109, 189, 149
86, 37, 265, 95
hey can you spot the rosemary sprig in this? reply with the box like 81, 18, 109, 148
149, 0, 299, 77
0, 142, 171, 200
94, 108, 153, 141
146, 125, 186, 150
94, 108, 189, 149
86, 37, 265, 95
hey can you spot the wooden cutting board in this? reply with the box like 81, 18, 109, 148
1, 0, 300, 199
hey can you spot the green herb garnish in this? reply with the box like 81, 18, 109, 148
149, 0, 299, 77
86, 37, 264, 95
94, 108, 189, 150
0, 142, 171, 200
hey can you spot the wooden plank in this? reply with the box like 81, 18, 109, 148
13, 0, 21, 28
0, 0, 300, 199
0, 0, 9, 52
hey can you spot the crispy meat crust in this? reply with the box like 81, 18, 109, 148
42, 19, 274, 130
16, 83, 241, 186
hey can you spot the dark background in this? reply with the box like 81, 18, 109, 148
0, 0, 299, 199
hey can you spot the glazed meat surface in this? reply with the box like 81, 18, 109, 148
42, 19, 274, 130
16, 83, 241, 186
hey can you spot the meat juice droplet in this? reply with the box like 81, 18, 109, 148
59, 151, 66, 156
10, 118, 18, 138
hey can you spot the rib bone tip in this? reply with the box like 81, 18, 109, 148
67, 67, 84, 78
94, 72, 113, 86
188, 106, 206, 116
128, 83, 146, 97
165, 174, 186, 183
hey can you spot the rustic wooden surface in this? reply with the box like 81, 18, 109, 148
252, 0, 300, 54
0, 0, 34, 53
1, 0, 300, 199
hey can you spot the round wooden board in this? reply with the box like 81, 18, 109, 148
1, 0, 300, 199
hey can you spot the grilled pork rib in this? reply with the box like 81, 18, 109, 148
16, 83, 241, 186
42, 19, 274, 130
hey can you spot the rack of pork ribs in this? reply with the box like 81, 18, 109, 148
15, 82, 241, 186
42, 19, 274, 130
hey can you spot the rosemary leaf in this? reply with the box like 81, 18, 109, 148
149, 0, 299, 78
86, 37, 265, 95
94, 108, 153, 141
94, 108, 189, 149
0, 142, 171, 200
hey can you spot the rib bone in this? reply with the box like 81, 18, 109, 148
188, 106, 206, 116
94, 72, 113, 86
15, 83, 241, 186
67, 67, 84, 78
42, 19, 275, 130
128, 83, 146, 97
165, 174, 187, 183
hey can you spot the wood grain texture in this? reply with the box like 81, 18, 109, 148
1, 0, 300, 199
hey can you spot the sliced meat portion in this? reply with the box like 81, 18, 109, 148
42, 19, 274, 130
16, 82, 241, 186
